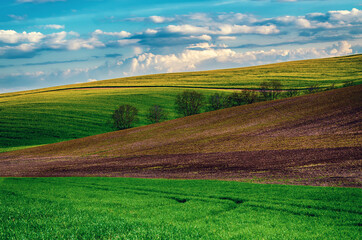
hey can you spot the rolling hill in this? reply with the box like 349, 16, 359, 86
0, 54, 361, 153
1, 84, 361, 187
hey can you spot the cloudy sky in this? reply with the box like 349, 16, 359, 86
0, 0, 361, 93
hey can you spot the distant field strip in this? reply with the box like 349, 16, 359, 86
1, 178, 361, 239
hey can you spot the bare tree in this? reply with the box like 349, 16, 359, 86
111, 104, 138, 130
175, 90, 205, 116
147, 105, 168, 123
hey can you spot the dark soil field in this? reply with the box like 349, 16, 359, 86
1, 85, 361, 187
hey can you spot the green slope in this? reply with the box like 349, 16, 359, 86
1, 178, 361, 239
0, 54, 361, 152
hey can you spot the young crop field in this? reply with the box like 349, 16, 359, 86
0, 54, 361, 152
0, 88, 230, 152
1, 177, 361, 239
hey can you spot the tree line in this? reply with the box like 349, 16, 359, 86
111, 79, 347, 130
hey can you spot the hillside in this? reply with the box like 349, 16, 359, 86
1, 85, 361, 186
0, 54, 361, 153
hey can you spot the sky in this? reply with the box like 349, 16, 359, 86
0, 0, 361, 93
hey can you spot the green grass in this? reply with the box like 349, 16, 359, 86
0, 177, 361, 239
0, 54, 361, 152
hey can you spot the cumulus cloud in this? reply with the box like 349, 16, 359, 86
0, 30, 44, 44
266, 8, 362, 29
126, 41, 354, 75
327, 41, 353, 55
0, 28, 134, 58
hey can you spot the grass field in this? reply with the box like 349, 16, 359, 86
1, 54, 361, 152
1, 177, 361, 239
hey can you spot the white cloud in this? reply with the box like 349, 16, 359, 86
0, 30, 106, 57
127, 41, 353, 75
40, 24, 65, 29
133, 46, 143, 55
217, 36, 236, 40
270, 8, 362, 29
93, 29, 131, 38
164, 23, 279, 35
8, 14, 27, 21
149, 16, 175, 23
328, 8, 362, 24
217, 24, 279, 35
165, 24, 213, 35
187, 42, 217, 49
0, 30, 44, 43
66, 37, 104, 50
145, 29, 158, 35
327, 41, 353, 55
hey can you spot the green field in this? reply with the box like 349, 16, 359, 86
0, 88, 227, 152
1, 54, 361, 152
1, 177, 361, 239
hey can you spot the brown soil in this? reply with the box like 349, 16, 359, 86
1, 147, 361, 187
1, 85, 361, 187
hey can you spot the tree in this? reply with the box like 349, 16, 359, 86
111, 104, 138, 130
175, 90, 205, 116
260, 81, 271, 100
260, 80, 282, 100
208, 93, 228, 111
225, 91, 259, 107
284, 89, 299, 98
226, 91, 244, 107
270, 79, 282, 99
147, 105, 168, 123
240, 91, 258, 104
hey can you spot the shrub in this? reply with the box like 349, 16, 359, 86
284, 90, 299, 98
260, 80, 282, 100
208, 93, 228, 111
226, 92, 244, 107
226, 91, 259, 107
147, 105, 168, 124
305, 84, 321, 94
343, 80, 355, 87
175, 90, 205, 116
111, 104, 138, 130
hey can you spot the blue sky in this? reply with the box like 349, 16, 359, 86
0, 0, 361, 93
